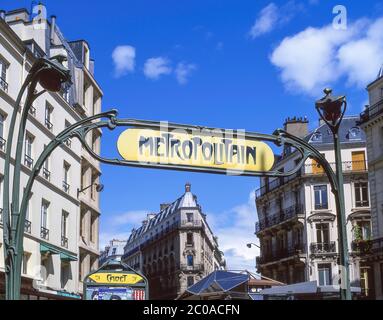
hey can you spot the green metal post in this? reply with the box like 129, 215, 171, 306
333, 132, 351, 300
315, 88, 351, 300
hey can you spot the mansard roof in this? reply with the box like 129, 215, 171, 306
305, 116, 366, 145
127, 186, 199, 243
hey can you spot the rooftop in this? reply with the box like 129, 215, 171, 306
127, 183, 199, 244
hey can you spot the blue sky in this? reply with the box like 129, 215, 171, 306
4, 0, 383, 269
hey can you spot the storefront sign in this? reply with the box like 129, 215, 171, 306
88, 272, 144, 285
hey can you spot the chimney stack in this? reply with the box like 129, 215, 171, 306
0, 10, 5, 20
284, 116, 309, 138
185, 182, 191, 193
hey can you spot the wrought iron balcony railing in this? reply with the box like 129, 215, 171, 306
310, 242, 336, 254
180, 220, 203, 228
256, 244, 305, 265
40, 227, 49, 240
360, 100, 383, 124
255, 204, 305, 233
180, 264, 204, 272
256, 160, 368, 199
29, 106, 36, 117
0, 136, 6, 152
355, 199, 370, 208
45, 118, 53, 131
0, 77, 8, 93
65, 138, 72, 148
314, 203, 329, 210
42, 167, 51, 181
61, 236, 68, 248
351, 240, 372, 255
24, 220, 31, 234
24, 154, 34, 169
62, 181, 70, 193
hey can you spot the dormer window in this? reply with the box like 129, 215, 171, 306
349, 127, 361, 140
311, 132, 322, 142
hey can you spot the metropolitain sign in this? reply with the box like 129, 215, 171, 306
117, 125, 275, 175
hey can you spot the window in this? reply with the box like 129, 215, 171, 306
45, 103, 53, 131
318, 264, 332, 286
187, 233, 193, 246
40, 200, 49, 239
22, 252, 30, 275
64, 120, 72, 147
42, 145, 50, 181
352, 151, 366, 171
314, 185, 328, 210
112, 248, 117, 255
80, 210, 85, 237
316, 223, 330, 244
0, 113, 5, 151
61, 262, 70, 289
90, 213, 97, 243
349, 127, 361, 140
355, 182, 369, 207
25, 193, 32, 233
187, 255, 194, 267
41, 256, 50, 285
63, 162, 70, 193
90, 174, 97, 200
0, 58, 8, 92
186, 212, 193, 223
61, 211, 68, 248
355, 221, 371, 240
311, 132, 322, 142
24, 134, 34, 168
187, 276, 194, 287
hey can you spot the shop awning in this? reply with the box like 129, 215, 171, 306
40, 243, 60, 255
60, 252, 78, 262
40, 243, 77, 261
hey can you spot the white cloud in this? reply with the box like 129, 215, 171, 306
270, 18, 383, 95
100, 210, 148, 248
249, 3, 279, 38
112, 45, 136, 77
175, 62, 196, 85
249, 1, 304, 39
143, 57, 172, 80
206, 191, 259, 271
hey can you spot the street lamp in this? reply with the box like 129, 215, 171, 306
2, 56, 70, 300
315, 88, 351, 300
246, 243, 260, 249
77, 183, 105, 197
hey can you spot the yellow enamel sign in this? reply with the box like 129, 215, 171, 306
117, 128, 274, 173
88, 272, 144, 285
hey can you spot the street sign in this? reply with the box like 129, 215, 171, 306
88, 272, 143, 285
117, 127, 275, 174
83, 260, 148, 300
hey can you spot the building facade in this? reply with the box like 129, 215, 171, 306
359, 67, 383, 299
255, 116, 372, 298
122, 183, 226, 300
0, 7, 102, 299
99, 239, 127, 266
